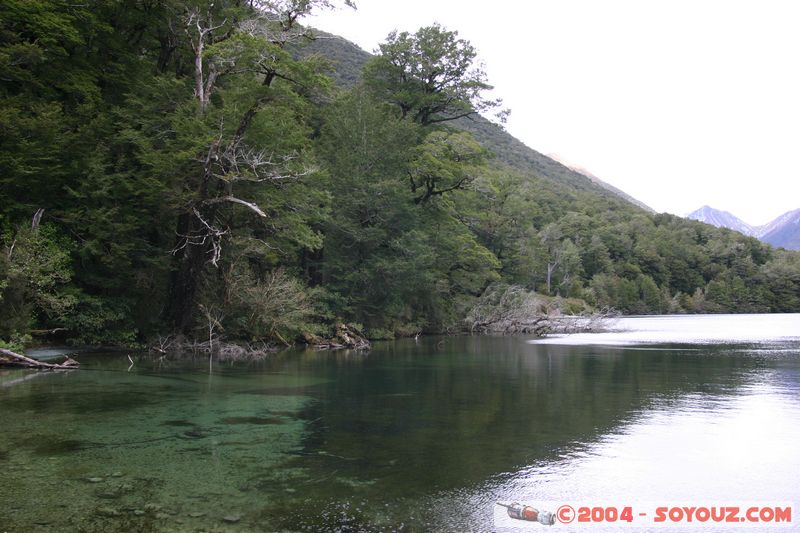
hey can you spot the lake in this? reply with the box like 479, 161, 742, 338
1, 314, 799, 531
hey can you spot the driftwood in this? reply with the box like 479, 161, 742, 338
471, 316, 552, 336
311, 323, 371, 350
467, 285, 553, 335
470, 311, 618, 336
0, 348, 80, 370
467, 284, 618, 336
29, 327, 69, 336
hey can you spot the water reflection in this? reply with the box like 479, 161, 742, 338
534, 313, 800, 346
450, 379, 800, 532
270, 335, 799, 530
1, 319, 799, 531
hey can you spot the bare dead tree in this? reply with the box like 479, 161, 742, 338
167, 1, 351, 333
149, 334, 175, 355
31, 208, 45, 230
198, 303, 224, 370
545, 247, 562, 295
185, 7, 232, 112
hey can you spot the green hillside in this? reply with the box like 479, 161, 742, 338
304, 29, 651, 210
1, 1, 799, 350
302, 26, 800, 315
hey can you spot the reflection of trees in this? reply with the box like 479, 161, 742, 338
289, 337, 757, 504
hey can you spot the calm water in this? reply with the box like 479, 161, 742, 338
1, 314, 799, 532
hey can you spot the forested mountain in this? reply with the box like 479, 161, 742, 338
2, 1, 800, 350
303, 31, 653, 212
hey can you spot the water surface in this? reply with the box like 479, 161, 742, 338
1, 314, 799, 531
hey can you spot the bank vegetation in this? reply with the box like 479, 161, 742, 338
2, 1, 800, 353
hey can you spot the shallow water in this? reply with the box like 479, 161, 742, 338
1, 314, 799, 532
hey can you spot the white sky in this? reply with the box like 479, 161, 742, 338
305, 0, 800, 226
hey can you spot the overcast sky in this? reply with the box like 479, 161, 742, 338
306, 0, 800, 226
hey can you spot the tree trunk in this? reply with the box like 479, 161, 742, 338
0, 348, 79, 369
166, 212, 211, 333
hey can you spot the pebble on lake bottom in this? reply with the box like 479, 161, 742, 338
96, 507, 121, 517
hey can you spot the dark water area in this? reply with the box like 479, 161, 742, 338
1, 315, 799, 531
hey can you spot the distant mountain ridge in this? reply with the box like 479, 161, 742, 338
548, 154, 654, 212
686, 206, 756, 236
758, 209, 800, 250
305, 29, 800, 254
687, 205, 800, 250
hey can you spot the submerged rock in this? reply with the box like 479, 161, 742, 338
181, 429, 206, 439
222, 514, 242, 523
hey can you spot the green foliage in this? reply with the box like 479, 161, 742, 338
0, 334, 32, 353
0, 224, 76, 338
2, 3, 800, 349
61, 296, 140, 347
363, 23, 505, 125
318, 88, 500, 335
408, 130, 487, 203
222, 266, 322, 343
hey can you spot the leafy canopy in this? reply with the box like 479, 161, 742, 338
364, 23, 506, 126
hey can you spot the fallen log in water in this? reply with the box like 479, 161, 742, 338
0, 348, 80, 370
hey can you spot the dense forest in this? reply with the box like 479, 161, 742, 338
2, 0, 800, 349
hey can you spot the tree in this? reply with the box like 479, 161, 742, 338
0, 220, 76, 338
0, 0, 172, 343
316, 89, 421, 331
162, 0, 343, 333
408, 130, 487, 204
363, 24, 506, 126
539, 223, 564, 295
317, 87, 500, 335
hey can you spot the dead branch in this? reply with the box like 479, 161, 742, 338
149, 334, 174, 354
32, 208, 45, 230
466, 284, 618, 337
203, 196, 267, 217
29, 327, 69, 336
311, 323, 371, 350
0, 348, 80, 370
